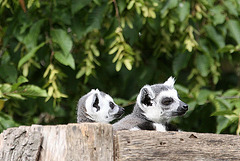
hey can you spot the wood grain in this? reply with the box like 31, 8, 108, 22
0, 126, 42, 161
114, 130, 240, 161
1, 124, 240, 161
0, 123, 113, 161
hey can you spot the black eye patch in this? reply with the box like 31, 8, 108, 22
109, 102, 115, 109
161, 97, 174, 106
93, 95, 100, 111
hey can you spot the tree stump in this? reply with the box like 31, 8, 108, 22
0, 123, 240, 161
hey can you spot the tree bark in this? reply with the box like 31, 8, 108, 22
114, 130, 240, 161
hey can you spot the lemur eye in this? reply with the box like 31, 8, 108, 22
162, 97, 174, 106
93, 96, 100, 111
109, 102, 115, 109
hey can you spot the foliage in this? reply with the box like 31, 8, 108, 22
0, 0, 240, 134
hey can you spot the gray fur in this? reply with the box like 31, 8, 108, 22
112, 104, 147, 131
77, 92, 94, 123
113, 77, 188, 131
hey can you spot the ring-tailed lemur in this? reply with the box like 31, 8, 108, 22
77, 89, 125, 123
113, 77, 188, 131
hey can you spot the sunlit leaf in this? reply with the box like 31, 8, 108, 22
15, 85, 47, 97
211, 110, 235, 116
76, 67, 86, 79
177, 2, 190, 22
12, 76, 28, 90
227, 20, 240, 44
51, 29, 73, 56
54, 51, 75, 69
18, 42, 45, 69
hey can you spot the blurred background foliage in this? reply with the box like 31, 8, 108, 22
0, 0, 240, 134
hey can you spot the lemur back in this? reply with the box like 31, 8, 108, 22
113, 77, 188, 131
77, 89, 124, 123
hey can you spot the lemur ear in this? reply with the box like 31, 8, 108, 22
92, 94, 100, 111
163, 76, 175, 87
90, 88, 100, 93
139, 85, 154, 106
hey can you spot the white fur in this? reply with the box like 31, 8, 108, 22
85, 91, 120, 123
163, 76, 175, 87
153, 123, 166, 132
140, 88, 180, 123
136, 85, 155, 106
130, 127, 141, 131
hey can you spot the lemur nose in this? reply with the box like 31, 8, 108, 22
119, 107, 125, 113
182, 104, 188, 111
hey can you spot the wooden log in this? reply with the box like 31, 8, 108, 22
114, 130, 240, 161
0, 123, 113, 161
0, 126, 42, 161
1, 123, 240, 161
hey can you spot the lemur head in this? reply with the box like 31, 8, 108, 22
81, 89, 125, 123
136, 77, 188, 123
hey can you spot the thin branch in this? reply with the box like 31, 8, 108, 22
122, 101, 136, 108
45, 32, 55, 63
19, 0, 27, 13
112, 0, 121, 24
216, 96, 240, 100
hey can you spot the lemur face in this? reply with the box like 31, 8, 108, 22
85, 89, 125, 123
137, 77, 188, 123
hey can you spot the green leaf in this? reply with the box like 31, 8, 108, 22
161, 0, 178, 16
118, 0, 126, 13
205, 25, 225, 48
87, 3, 107, 31
6, 93, 25, 100
54, 51, 75, 69
227, 19, 240, 44
12, 76, 29, 90
177, 2, 190, 22
0, 112, 19, 130
216, 98, 233, 110
211, 110, 235, 116
15, 85, 47, 97
71, 0, 91, 15
175, 84, 189, 95
197, 89, 211, 105
23, 19, 44, 50
18, 42, 45, 69
223, 89, 239, 97
127, 0, 135, 10
0, 84, 12, 94
218, 45, 235, 53
216, 116, 231, 134
51, 29, 73, 56
0, 64, 17, 83
76, 67, 86, 79
209, 6, 225, 25
223, 1, 238, 16
196, 54, 210, 77
173, 52, 191, 75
